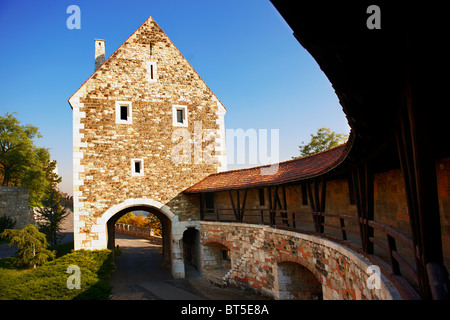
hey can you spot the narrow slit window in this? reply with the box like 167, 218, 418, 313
134, 161, 141, 174
131, 159, 144, 176
147, 61, 156, 82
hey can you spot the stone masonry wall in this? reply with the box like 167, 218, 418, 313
0, 187, 34, 230
201, 221, 401, 300
69, 17, 226, 251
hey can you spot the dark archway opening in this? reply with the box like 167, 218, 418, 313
106, 205, 172, 269
182, 227, 201, 271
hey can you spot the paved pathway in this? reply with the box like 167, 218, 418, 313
109, 233, 266, 300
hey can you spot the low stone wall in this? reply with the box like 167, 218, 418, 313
201, 221, 402, 300
115, 223, 162, 245
0, 187, 34, 229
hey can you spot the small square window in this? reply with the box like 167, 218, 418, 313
115, 101, 132, 124
131, 159, 144, 176
172, 105, 188, 127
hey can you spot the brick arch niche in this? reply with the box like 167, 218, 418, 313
201, 241, 232, 285
275, 261, 323, 300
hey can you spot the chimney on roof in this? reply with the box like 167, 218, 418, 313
94, 39, 105, 71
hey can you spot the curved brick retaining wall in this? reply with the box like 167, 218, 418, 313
200, 221, 401, 300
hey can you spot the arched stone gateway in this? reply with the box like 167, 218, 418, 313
75, 198, 198, 279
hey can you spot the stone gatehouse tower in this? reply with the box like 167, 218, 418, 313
68, 17, 226, 278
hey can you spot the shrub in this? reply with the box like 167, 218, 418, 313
1, 224, 55, 268
0, 249, 114, 300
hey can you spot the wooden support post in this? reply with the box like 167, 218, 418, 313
364, 162, 374, 254
306, 180, 319, 232
320, 177, 327, 233
268, 186, 273, 225
200, 193, 204, 220
395, 101, 447, 299
307, 178, 326, 233
229, 190, 239, 221
351, 162, 374, 254
387, 234, 401, 275
240, 189, 248, 222
273, 185, 280, 225
351, 167, 362, 245
340, 217, 347, 241
236, 189, 240, 221
282, 185, 289, 227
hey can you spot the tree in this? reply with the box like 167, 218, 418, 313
0, 112, 40, 186
146, 214, 162, 236
117, 212, 136, 225
117, 212, 162, 236
294, 127, 348, 158
1, 224, 55, 268
36, 186, 69, 247
0, 113, 60, 206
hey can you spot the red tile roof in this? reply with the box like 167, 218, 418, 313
184, 143, 349, 193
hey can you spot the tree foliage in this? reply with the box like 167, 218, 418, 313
1, 224, 55, 268
0, 112, 61, 206
36, 186, 69, 247
117, 212, 162, 236
146, 214, 162, 236
294, 127, 348, 158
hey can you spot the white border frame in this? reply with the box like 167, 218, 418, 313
172, 104, 188, 127
115, 101, 133, 124
131, 158, 144, 176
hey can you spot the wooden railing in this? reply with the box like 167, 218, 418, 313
201, 207, 421, 299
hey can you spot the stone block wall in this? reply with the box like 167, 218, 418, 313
0, 187, 34, 230
201, 221, 401, 300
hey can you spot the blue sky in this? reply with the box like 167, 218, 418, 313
0, 0, 350, 195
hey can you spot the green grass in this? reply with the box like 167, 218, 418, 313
0, 242, 115, 300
